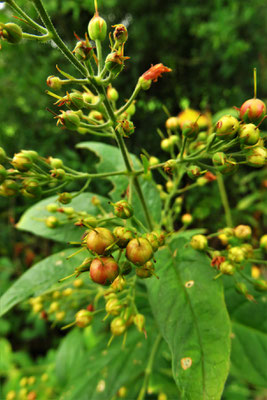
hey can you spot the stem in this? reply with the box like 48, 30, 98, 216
179, 137, 187, 160
22, 32, 52, 41
95, 39, 103, 75
216, 173, 233, 227
247, 259, 267, 265
137, 334, 161, 400
6, 0, 47, 33
31, 0, 88, 76
254, 67, 257, 99
115, 84, 141, 116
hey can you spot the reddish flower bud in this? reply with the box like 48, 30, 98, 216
86, 227, 115, 255
141, 63, 172, 82
126, 238, 153, 266
239, 98, 266, 124
90, 257, 119, 285
75, 309, 93, 327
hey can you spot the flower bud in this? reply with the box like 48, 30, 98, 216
22, 178, 42, 198
49, 157, 63, 169
105, 52, 126, 75
49, 301, 59, 313
0, 179, 19, 196
212, 152, 227, 167
190, 234, 207, 250
46, 76, 62, 91
136, 261, 154, 278
228, 246, 245, 263
149, 156, 160, 166
50, 168, 66, 179
113, 24, 128, 47
57, 110, 80, 130
110, 316, 127, 336
144, 232, 160, 252
133, 313, 145, 333
88, 13, 107, 41
86, 227, 115, 255
12, 152, 33, 172
196, 176, 209, 186
55, 311, 66, 321
45, 216, 59, 229
187, 165, 202, 179
240, 243, 253, 259
182, 121, 199, 140
239, 123, 260, 146
111, 275, 126, 291
113, 200, 133, 219
116, 120, 135, 137
107, 86, 119, 101
240, 98, 266, 124
73, 278, 83, 288
75, 309, 93, 327
234, 225, 252, 240
58, 192, 72, 204
161, 138, 172, 152
126, 238, 153, 266
181, 213, 193, 225
165, 117, 179, 130
113, 226, 133, 248
152, 231, 166, 246
220, 261, 235, 275
105, 298, 122, 315
90, 256, 119, 285
62, 288, 73, 296
246, 146, 266, 167
254, 279, 267, 292
125, 102, 136, 116
82, 215, 98, 228
117, 387, 127, 398
138, 76, 152, 91
260, 234, 267, 252
166, 180, 174, 193
0, 23, 23, 44
73, 39, 93, 61
215, 115, 239, 140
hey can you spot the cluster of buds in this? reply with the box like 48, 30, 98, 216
190, 226, 267, 299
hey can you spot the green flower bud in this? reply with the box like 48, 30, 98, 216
113, 226, 134, 248
161, 138, 172, 152
187, 165, 202, 179
89, 110, 103, 121
110, 316, 127, 336
0, 179, 19, 196
22, 178, 42, 198
111, 275, 126, 291
165, 117, 179, 130
234, 225, 252, 240
113, 24, 128, 47
181, 213, 193, 225
228, 246, 245, 263
113, 200, 134, 219
58, 192, 72, 204
215, 115, 239, 140
136, 261, 154, 278
49, 157, 63, 169
133, 313, 145, 333
116, 120, 135, 137
75, 309, 93, 327
73, 39, 93, 61
246, 146, 266, 167
105, 298, 122, 315
45, 216, 59, 228
46, 203, 58, 213
138, 76, 152, 91
50, 168, 66, 179
149, 156, 159, 166
260, 234, 267, 252
12, 152, 33, 172
107, 86, 119, 101
190, 234, 207, 250
57, 110, 80, 130
1, 23, 23, 44
254, 279, 267, 292
46, 76, 62, 91
182, 121, 199, 140
88, 13, 107, 41
220, 261, 235, 275
239, 123, 260, 146
105, 52, 126, 75
212, 152, 227, 166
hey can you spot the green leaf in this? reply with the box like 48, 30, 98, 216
57, 320, 159, 400
76, 141, 162, 227
146, 234, 231, 399
225, 282, 267, 387
17, 192, 111, 243
0, 248, 87, 317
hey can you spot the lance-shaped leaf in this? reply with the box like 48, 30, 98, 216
146, 234, 231, 399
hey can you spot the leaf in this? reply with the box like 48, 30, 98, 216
58, 320, 159, 400
225, 282, 267, 387
146, 234, 231, 400
141, 154, 149, 174
76, 141, 162, 227
0, 248, 87, 317
17, 192, 111, 243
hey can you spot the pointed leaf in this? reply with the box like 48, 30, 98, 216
146, 234, 231, 399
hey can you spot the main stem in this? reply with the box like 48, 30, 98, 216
137, 334, 161, 400
31, 0, 88, 76
216, 173, 233, 227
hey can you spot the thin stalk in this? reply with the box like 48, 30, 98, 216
31, 0, 88, 76
254, 67, 257, 99
115, 84, 141, 116
216, 173, 233, 227
22, 32, 52, 41
95, 39, 103, 75
137, 334, 162, 400
6, 0, 47, 33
